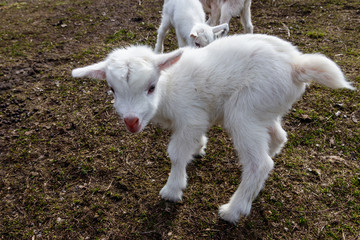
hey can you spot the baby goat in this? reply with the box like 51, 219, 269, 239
154, 0, 229, 53
200, 0, 253, 33
72, 34, 354, 223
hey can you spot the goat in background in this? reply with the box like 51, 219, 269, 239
200, 0, 253, 33
155, 0, 229, 53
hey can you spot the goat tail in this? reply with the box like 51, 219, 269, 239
292, 53, 355, 90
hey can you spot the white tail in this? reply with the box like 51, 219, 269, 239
293, 54, 355, 90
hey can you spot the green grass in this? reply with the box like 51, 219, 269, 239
306, 30, 326, 39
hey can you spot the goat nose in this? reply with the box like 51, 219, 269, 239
124, 117, 140, 132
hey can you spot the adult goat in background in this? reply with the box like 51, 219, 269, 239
200, 0, 253, 33
72, 34, 354, 223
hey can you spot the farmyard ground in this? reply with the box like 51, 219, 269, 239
0, 0, 359, 239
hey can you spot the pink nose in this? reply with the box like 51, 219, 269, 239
124, 117, 140, 133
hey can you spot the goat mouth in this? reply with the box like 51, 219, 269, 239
125, 125, 141, 133
124, 121, 142, 133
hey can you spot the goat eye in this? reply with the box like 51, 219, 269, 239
147, 85, 156, 94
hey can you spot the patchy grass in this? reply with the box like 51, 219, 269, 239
306, 30, 326, 39
0, 0, 359, 239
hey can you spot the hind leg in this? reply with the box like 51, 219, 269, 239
219, 128, 274, 223
219, 105, 274, 223
268, 118, 287, 157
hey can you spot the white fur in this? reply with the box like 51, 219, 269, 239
72, 34, 355, 224
154, 0, 229, 53
200, 0, 253, 33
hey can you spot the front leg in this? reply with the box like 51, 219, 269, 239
154, 16, 171, 53
176, 29, 187, 48
159, 160, 188, 202
160, 129, 206, 202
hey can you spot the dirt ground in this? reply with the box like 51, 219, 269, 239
0, 0, 359, 239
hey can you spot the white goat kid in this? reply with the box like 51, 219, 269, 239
200, 0, 253, 33
154, 0, 229, 53
72, 34, 355, 224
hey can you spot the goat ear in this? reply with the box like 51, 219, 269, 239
212, 23, 229, 36
190, 28, 198, 39
190, 33, 198, 39
156, 49, 183, 72
72, 61, 107, 80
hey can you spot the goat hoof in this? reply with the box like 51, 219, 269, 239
160, 185, 183, 202
219, 203, 240, 224
193, 151, 205, 159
